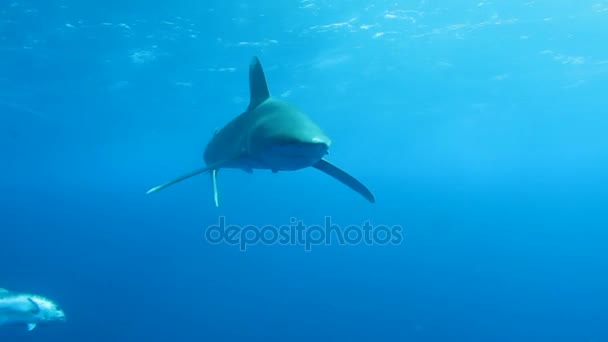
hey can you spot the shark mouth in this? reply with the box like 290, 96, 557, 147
262, 141, 329, 170
268, 141, 328, 158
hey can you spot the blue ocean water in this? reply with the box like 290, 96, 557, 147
1, 0, 608, 341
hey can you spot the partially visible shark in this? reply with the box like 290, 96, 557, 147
146, 56, 375, 206
0, 288, 65, 331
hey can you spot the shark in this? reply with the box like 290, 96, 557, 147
146, 56, 375, 206
0, 288, 65, 331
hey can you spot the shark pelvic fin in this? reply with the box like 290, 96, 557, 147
247, 56, 270, 111
312, 159, 376, 203
211, 169, 219, 207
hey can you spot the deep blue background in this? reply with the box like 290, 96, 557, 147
1, 0, 608, 341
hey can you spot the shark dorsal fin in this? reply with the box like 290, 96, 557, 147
247, 56, 270, 111
27, 298, 40, 314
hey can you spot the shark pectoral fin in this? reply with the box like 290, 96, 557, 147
312, 159, 376, 203
146, 167, 211, 194
27, 323, 37, 331
146, 160, 229, 195
211, 169, 219, 207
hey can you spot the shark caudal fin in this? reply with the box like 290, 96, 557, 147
247, 56, 271, 111
312, 159, 376, 203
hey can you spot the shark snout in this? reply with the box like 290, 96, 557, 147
48, 310, 66, 322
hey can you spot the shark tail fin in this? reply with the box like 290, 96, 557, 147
146, 166, 214, 195
312, 159, 376, 203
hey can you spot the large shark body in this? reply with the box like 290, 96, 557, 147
0, 288, 65, 331
147, 57, 375, 206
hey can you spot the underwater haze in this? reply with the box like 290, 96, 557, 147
1, 0, 608, 341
